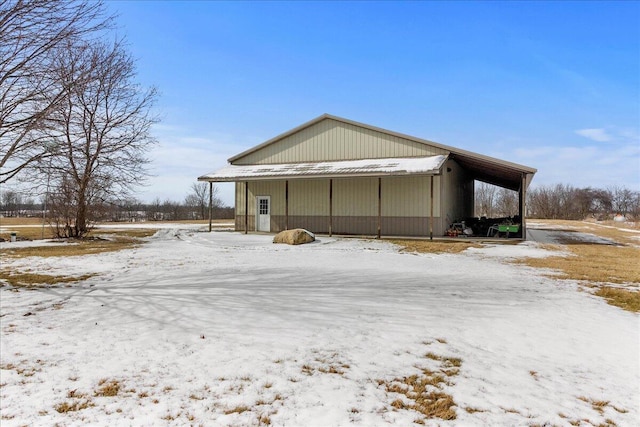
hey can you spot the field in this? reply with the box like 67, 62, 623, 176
0, 219, 638, 426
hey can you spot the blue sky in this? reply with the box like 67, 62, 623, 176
106, 1, 640, 206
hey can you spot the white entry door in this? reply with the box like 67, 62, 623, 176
256, 196, 271, 232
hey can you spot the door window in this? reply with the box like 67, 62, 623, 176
259, 198, 269, 215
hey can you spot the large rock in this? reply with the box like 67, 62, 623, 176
273, 229, 315, 245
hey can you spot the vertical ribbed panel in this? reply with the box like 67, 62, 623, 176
233, 119, 447, 165
441, 159, 470, 223
288, 179, 329, 216
248, 181, 285, 216
333, 177, 378, 216
381, 176, 438, 217
235, 182, 246, 215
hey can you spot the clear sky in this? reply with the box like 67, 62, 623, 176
105, 1, 640, 206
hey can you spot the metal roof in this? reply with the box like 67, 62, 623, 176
227, 114, 536, 190
198, 155, 448, 182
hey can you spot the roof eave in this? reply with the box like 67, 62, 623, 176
198, 170, 443, 183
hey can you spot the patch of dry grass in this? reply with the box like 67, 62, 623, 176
0, 224, 57, 241
0, 218, 44, 226
389, 239, 482, 254
424, 352, 462, 367
380, 351, 462, 421
552, 397, 625, 426
0, 217, 228, 239
53, 386, 96, 413
578, 396, 628, 415
258, 413, 272, 425
387, 384, 456, 420
1, 230, 156, 258
99, 229, 159, 239
301, 353, 350, 376
594, 287, 640, 313
0, 270, 95, 288
0, 226, 159, 242
224, 404, 250, 415
533, 219, 640, 246
67, 389, 88, 399
54, 399, 94, 413
95, 378, 121, 397
520, 244, 640, 285
520, 220, 640, 312
0, 361, 41, 377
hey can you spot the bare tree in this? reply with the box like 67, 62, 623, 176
185, 182, 221, 220
148, 197, 162, 220
610, 185, 636, 217
0, 189, 20, 216
495, 187, 518, 217
527, 184, 571, 219
591, 189, 613, 217
0, 0, 112, 183
474, 181, 498, 217
41, 39, 157, 237
47, 171, 79, 236
162, 199, 181, 221
629, 191, 640, 221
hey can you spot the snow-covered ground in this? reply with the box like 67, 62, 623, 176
1, 228, 638, 426
94, 222, 233, 230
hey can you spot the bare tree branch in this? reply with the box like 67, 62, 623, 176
185, 182, 221, 220
0, 0, 113, 183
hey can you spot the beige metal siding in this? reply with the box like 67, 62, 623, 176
440, 159, 472, 224
233, 119, 448, 165
237, 177, 441, 217
381, 176, 440, 217
248, 181, 285, 216
234, 182, 246, 230
235, 182, 246, 215
333, 177, 378, 216
289, 179, 329, 216
236, 181, 285, 217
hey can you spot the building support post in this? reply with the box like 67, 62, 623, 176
429, 175, 434, 241
519, 174, 527, 239
329, 179, 333, 237
377, 177, 382, 239
285, 180, 289, 230
244, 181, 249, 234
208, 181, 213, 232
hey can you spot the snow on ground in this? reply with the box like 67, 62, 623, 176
1, 228, 638, 426
94, 222, 233, 230
0, 239, 77, 250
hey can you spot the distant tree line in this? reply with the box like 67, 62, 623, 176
475, 182, 640, 221
0, 183, 233, 222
